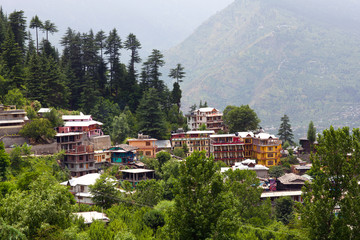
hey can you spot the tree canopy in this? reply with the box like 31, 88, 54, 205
278, 114, 294, 145
223, 105, 260, 132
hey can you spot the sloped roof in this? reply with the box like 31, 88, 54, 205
73, 211, 109, 224
62, 115, 92, 121
60, 173, 100, 187
278, 173, 308, 185
64, 120, 103, 127
113, 144, 138, 152
237, 132, 254, 138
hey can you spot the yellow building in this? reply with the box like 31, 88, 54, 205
128, 134, 157, 158
252, 133, 282, 167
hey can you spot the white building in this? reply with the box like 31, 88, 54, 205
186, 107, 225, 133
221, 159, 269, 178
60, 173, 101, 204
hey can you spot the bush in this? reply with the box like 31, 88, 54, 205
143, 210, 165, 230
173, 148, 185, 158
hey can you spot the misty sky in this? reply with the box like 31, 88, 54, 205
1, 0, 234, 55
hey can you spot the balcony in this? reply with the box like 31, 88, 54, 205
66, 145, 94, 154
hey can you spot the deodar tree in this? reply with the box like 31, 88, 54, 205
300, 126, 360, 239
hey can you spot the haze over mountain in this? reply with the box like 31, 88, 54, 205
1, 0, 233, 57
164, 0, 360, 135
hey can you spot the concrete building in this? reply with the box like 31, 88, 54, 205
62, 145, 97, 177
0, 104, 27, 136
252, 133, 282, 167
186, 107, 225, 133
171, 130, 214, 157
120, 169, 155, 187
221, 159, 269, 178
210, 133, 245, 165
128, 134, 157, 158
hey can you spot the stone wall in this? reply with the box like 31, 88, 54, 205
31, 142, 60, 155
1, 136, 28, 148
0, 126, 22, 136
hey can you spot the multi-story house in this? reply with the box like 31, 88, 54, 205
252, 133, 282, 167
210, 133, 245, 165
186, 107, 225, 133
62, 144, 96, 177
171, 130, 214, 157
58, 115, 103, 138
238, 132, 254, 159
0, 104, 27, 136
128, 134, 157, 158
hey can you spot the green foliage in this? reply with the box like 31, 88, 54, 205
44, 108, 64, 128
143, 209, 165, 231
307, 121, 316, 145
111, 113, 131, 144
182, 143, 189, 154
173, 148, 185, 158
3, 89, 26, 108
282, 141, 290, 149
300, 126, 360, 239
0, 141, 10, 181
269, 165, 285, 178
19, 118, 56, 143
199, 123, 207, 130
136, 88, 167, 139
89, 174, 119, 209
25, 106, 37, 120
278, 114, 294, 145
275, 197, 294, 225
88, 220, 110, 240
156, 151, 171, 170
0, 174, 74, 238
134, 179, 164, 206
223, 105, 260, 132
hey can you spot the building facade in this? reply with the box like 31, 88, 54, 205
171, 130, 214, 157
0, 104, 27, 136
128, 134, 157, 158
210, 134, 245, 165
252, 133, 282, 167
186, 107, 225, 133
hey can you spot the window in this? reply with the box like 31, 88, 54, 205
268, 147, 273, 151
102, 155, 105, 159
146, 142, 151, 146
146, 151, 151, 156
80, 186, 85, 192
71, 164, 74, 168
90, 163, 93, 167
268, 153, 274, 158
79, 156, 83, 161
80, 163, 83, 168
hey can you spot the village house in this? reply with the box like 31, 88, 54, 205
221, 159, 269, 178
276, 173, 309, 191
120, 169, 155, 187
128, 134, 157, 158
60, 173, 101, 204
186, 107, 225, 133
62, 145, 97, 177
73, 211, 110, 225
0, 104, 27, 136
106, 145, 137, 164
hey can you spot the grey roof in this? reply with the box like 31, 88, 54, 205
113, 144, 138, 151
278, 173, 308, 185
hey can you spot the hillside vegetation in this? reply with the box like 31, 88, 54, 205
164, 0, 360, 132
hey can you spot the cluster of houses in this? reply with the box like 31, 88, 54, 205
1, 105, 313, 212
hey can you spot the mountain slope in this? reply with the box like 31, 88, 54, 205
164, 0, 360, 133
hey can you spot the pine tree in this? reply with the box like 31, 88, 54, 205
136, 88, 167, 139
171, 82, 182, 110
169, 63, 185, 83
8, 10, 27, 55
105, 28, 122, 94
277, 114, 294, 144
29, 15, 43, 53
42, 20, 58, 41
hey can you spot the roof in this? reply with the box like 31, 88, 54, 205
113, 144, 138, 151
198, 107, 218, 112
241, 159, 256, 165
186, 130, 215, 134
60, 173, 100, 187
120, 169, 155, 174
38, 108, 52, 113
0, 120, 24, 124
62, 115, 92, 121
237, 132, 254, 138
73, 211, 109, 224
55, 132, 85, 137
156, 140, 171, 148
295, 166, 311, 170
64, 120, 103, 127
278, 173, 308, 185
261, 191, 302, 198
210, 134, 236, 138
128, 138, 157, 141
254, 132, 277, 139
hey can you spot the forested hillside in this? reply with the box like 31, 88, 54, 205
0, 8, 186, 140
164, 0, 360, 132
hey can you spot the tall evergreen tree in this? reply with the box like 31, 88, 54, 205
171, 82, 182, 110
169, 63, 185, 83
277, 114, 294, 145
42, 20, 58, 41
8, 10, 27, 55
136, 88, 167, 139
105, 28, 122, 94
95, 30, 107, 96
29, 15, 43, 53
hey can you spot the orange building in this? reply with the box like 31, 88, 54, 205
128, 134, 157, 158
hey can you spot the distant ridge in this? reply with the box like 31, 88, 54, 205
164, 0, 360, 133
